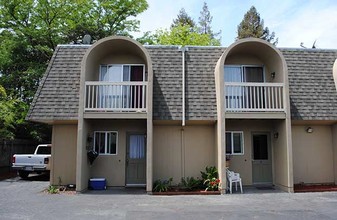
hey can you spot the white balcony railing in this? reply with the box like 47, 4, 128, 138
225, 82, 285, 112
85, 81, 147, 112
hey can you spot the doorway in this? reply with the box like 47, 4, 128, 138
252, 133, 272, 184
126, 134, 146, 186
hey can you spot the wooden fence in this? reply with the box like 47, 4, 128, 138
0, 139, 38, 174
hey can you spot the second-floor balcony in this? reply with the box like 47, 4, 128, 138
85, 81, 147, 113
225, 82, 285, 112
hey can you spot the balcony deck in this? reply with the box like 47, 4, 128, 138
225, 82, 286, 118
84, 81, 147, 118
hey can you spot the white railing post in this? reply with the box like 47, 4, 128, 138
85, 81, 147, 112
224, 82, 285, 112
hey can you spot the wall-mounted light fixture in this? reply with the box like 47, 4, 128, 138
274, 132, 279, 139
306, 127, 313, 133
271, 72, 276, 79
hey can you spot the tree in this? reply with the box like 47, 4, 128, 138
198, 2, 221, 41
139, 4, 221, 46
0, 85, 16, 140
237, 6, 278, 45
0, 0, 148, 141
157, 24, 219, 46
171, 8, 195, 28
136, 31, 159, 45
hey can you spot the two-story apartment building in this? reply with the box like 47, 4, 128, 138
27, 36, 337, 193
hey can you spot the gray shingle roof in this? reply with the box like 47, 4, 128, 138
27, 45, 337, 122
281, 48, 337, 120
27, 45, 89, 122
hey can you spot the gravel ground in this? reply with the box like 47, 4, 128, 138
1, 176, 337, 220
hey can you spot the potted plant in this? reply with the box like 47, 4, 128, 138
226, 155, 231, 167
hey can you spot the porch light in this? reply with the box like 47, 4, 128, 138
273, 132, 279, 139
271, 72, 276, 79
306, 127, 313, 133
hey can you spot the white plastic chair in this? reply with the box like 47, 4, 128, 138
226, 169, 243, 194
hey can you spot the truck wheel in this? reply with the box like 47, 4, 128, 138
18, 171, 29, 179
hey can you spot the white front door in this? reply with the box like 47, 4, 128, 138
126, 134, 146, 186
252, 133, 272, 184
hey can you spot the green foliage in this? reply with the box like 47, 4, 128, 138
153, 178, 173, 192
200, 166, 220, 191
180, 177, 203, 191
204, 177, 220, 191
48, 185, 59, 194
0, 0, 147, 141
171, 8, 196, 28
200, 166, 218, 181
136, 31, 159, 45
0, 87, 16, 140
138, 3, 221, 46
237, 6, 278, 45
157, 24, 220, 46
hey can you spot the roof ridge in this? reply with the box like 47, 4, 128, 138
280, 47, 337, 52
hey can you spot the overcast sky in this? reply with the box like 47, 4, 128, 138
132, 0, 337, 49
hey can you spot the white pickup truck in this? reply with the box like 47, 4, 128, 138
12, 144, 51, 179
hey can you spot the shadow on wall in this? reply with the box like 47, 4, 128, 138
153, 74, 173, 120
290, 98, 302, 120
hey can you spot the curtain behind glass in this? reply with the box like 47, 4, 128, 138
129, 135, 145, 159
224, 66, 243, 82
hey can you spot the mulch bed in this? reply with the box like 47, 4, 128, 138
294, 184, 337, 193
152, 190, 221, 195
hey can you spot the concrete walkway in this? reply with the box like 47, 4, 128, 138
1, 176, 337, 220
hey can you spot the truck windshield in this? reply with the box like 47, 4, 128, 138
36, 146, 51, 154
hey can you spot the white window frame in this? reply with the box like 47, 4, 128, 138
226, 131, 244, 155
93, 131, 118, 155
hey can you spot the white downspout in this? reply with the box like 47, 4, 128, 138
179, 46, 188, 178
179, 46, 188, 126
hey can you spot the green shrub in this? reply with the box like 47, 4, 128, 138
153, 178, 173, 192
48, 185, 59, 194
200, 166, 220, 191
180, 177, 203, 191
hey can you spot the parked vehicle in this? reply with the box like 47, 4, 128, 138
12, 144, 51, 179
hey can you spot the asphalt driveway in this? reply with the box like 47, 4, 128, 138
1, 176, 337, 220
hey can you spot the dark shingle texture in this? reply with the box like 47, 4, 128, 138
27, 45, 89, 121
185, 47, 224, 120
27, 45, 337, 122
147, 46, 224, 120
147, 47, 182, 120
282, 49, 337, 120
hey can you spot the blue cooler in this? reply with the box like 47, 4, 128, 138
89, 178, 106, 190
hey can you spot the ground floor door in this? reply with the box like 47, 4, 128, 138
126, 134, 146, 186
252, 133, 272, 184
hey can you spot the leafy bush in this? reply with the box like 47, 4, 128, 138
201, 166, 220, 191
153, 178, 173, 192
204, 178, 221, 191
180, 177, 203, 191
48, 185, 59, 194
200, 166, 218, 182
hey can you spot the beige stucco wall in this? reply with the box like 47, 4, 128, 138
88, 119, 146, 186
292, 125, 334, 184
273, 120, 293, 191
77, 36, 154, 191
226, 120, 274, 185
51, 124, 77, 185
332, 124, 337, 184
153, 124, 216, 185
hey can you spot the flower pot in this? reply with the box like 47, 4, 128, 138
226, 160, 230, 168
